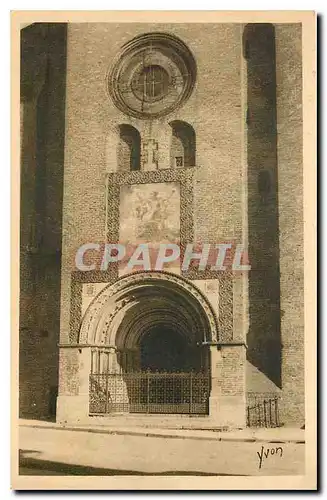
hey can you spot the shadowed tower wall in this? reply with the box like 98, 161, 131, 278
244, 24, 281, 388
19, 23, 67, 418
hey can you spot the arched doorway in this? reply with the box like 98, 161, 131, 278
80, 272, 218, 415
138, 326, 202, 411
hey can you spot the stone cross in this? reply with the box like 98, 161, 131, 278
142, 139, 158, 171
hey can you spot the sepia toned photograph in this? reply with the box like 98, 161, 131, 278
11, 10, 316, 490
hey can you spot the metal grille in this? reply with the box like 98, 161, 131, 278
89, 371, 210, 415
246, 394, 280, 427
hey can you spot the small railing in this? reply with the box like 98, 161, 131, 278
246, 393, 280, 428
89, 371, 210, 415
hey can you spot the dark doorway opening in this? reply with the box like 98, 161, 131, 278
135, 326, 209, 411
140, 327, 190, 372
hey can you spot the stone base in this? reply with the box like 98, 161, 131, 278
56, 395, 89, 425
56, 395, 246, 428
209, 395, 246, 428
209, 395, 220, 421
218, 395, 247, 428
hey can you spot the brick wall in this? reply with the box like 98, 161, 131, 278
275, 24, 304, 426
60, 23, 246, 341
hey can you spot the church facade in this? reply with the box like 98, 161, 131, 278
19, 21, 304, 428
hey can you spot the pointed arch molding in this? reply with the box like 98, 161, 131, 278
78, 271, 218, 346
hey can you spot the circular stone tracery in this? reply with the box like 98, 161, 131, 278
107, 32, 197, 119
131, 64, 170, 102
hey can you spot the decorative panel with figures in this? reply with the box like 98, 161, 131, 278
120, 182, 180, 245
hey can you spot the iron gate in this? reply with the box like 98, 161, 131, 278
89, 371, 210, 415
246, 394, 280, 427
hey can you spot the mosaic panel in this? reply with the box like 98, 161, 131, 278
120, 182, 180, 245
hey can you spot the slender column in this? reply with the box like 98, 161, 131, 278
109, 347, 118, 373
79, 348, 92, 395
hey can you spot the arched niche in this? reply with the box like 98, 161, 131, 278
117, 124, 141, 171
169, 120, 196, 168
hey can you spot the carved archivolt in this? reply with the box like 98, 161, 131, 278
79, 271, 218, 347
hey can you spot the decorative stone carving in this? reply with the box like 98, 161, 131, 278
78, 271, 219, 346
141, 139, 159, 171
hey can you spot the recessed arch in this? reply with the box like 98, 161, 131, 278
117, 124, 141, 171
169, 120, 196, 168
79, 271, 218, 350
